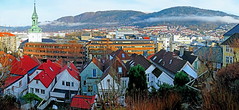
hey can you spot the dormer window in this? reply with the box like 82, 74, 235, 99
122, 53, 125, 58
49, 67, 53, 71
153, 56, 157, 61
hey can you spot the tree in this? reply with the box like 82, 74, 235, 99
174, 71, 190, 86
23, 93, 42, 109
127, 64, 147, 95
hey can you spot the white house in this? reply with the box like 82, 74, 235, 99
2, 55, 39, 98
51, 63, 80, 100
97, 67, 120, 99
28, 60, 61, 100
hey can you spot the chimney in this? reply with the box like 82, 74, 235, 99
179, 46, 185, 57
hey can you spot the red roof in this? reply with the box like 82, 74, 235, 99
0, 32, 15, 37
61, 62, 80, 81
34, 60, 61, 88
147, 54, 155, 60
2, 76, 23, 88
10, 55, 39, 76
71, 95, 95, 109
68, 63, 80, 81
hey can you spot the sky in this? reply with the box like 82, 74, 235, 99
0, 0, 239, 26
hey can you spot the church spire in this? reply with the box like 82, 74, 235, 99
29, 0, 42, 33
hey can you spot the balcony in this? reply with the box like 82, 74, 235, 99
50, 92, 65, 98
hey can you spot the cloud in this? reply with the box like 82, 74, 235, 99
1, 0, 239, 26
141, 16, 239, 23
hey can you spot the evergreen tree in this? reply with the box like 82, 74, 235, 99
174, 71, 190, 86
127, 64, 147, 95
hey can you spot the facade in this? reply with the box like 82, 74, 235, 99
221, 33, 239, 66
1, 55, 39, 98
88, 38, 155, 58
51, 63, 80, 100
0, 32, 17, 53
194, 46, 223, 70
150, 50, 198, 82
80, 58, 104, 96
97, 66, 120, 101
23, 41, 87, 69
28, 60, 61, 100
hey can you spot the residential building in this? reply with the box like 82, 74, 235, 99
221, 33, 239, 66
51, 62, 80, 100
149, 50, 198, 85
1, 55, 39, 98
88, 38, 155, 58
28, 60, 61, 100
0, 32, 17, 53
97, 66, 120, 101
126, 54, 162, 91
80, 58, 104, 96
194, 46, 223, 70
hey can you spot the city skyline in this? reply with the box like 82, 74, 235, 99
1, 0, 239, 26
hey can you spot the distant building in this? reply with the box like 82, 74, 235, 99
81, 32, 92, 41
23, 41, 87, 69
88, 38, 155, 58
22, 2, 87, 69
28, 1, 42, 42
0, 32, 17, 53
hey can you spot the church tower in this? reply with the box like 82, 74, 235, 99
28, 0, 42, 42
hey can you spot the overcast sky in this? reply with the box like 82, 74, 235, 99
0, 0, 239, 26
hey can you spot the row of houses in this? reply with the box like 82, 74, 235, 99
0, 48, 199, 109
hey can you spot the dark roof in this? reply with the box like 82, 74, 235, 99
126, 54, 151, 70
221, 33, 239, 45
174, 50, 197, 64
150, 50, 187, 74
223, 24, 239, 36
152, 68, 162, 78
19, 39, 56, 49
194, 46, 223, 63
110, 49, 130, 61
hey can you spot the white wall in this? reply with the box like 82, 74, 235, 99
28, 79, 55, 100
182, 63, 197, 78
158, 72, 174, 85
4, 75, 28, 98
53, 69, 80, 91
28, 33, 42, 42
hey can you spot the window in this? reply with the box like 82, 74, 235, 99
62, 81, 65, 85
226, 56, 234, 64
229, 57, 234, 63
19, 80, 22, 87
226, 45, 233, 53
88, 86, 93, 92
41, 89, 45, 94
36, 80, 38, 84
93, 69, 96, 77
122, 53, 125, 58
118, 67, 122, 74
35, 88, 39, 93
66, 82, 70, 86
84, 81, 86, 85
226, 56, 229, 63
30, 88, 34, 93
72, 82, 74, 87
